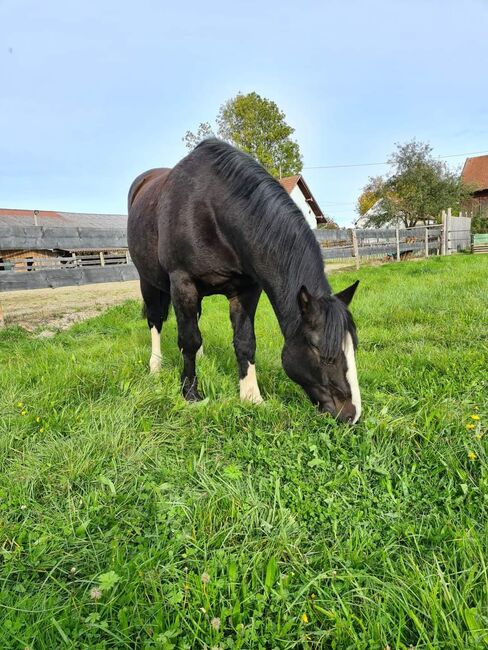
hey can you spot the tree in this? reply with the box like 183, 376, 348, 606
183, 92, 302, 177
357, 140, 471, 228
356, 176, 386, 216
182, 122, 215, 152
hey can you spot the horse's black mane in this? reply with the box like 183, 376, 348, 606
322, 296, 358, 359
193, 139, 356, 352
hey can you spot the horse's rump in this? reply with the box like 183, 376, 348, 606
128, 167, 172, 211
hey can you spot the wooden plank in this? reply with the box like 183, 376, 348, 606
0, 225, 128, 250
0, 265, 139, 292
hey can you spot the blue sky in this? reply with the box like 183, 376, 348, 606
1, 0, 487, 226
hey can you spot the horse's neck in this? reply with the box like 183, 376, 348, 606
249, 237, 329, 339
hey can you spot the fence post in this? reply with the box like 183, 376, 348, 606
424, 227, 429, 258
352, 229, 360, 270
441, 211, 447, 256
395, 228, 400, 261
446, 208, 452, 255
99, 251, 105, 267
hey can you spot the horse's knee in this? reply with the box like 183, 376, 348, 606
178, 330, 202, 357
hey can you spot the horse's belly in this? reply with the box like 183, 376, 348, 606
197, 271, 256, 298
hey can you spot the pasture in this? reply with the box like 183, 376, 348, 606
0, 254, 487, 649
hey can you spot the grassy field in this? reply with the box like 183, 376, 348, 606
0, 255, 487, 649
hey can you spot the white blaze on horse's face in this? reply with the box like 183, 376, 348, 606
149, 326, 161, 373
342, 331, 361, 423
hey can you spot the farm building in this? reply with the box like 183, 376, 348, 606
0, 208, 127, 272
354, 200, 436, 229
279, 176, 330, 229
461, 154, 488, 216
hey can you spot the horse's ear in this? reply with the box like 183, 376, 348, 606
298, 285, 313, 317
335, 280, 359, 306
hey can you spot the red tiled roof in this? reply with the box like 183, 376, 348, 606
279, 175, 300, 194
462, 155, 488, 192
0, 208, 127, 229
0, 208, 60, 219
279, 175, 324, 219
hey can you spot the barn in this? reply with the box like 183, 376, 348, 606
279, 175, 330, 229
461, 155, 488, 216
0, 208, 127, 272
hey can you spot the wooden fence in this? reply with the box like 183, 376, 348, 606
0, 218, 471, 292
316, 224, 444, 267
0, 227, 137, 292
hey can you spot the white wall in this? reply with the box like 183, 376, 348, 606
290, 186, 317, 229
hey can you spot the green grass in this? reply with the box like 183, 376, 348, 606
0, 255, 487, 649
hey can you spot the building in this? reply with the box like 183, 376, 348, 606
461, 155, 488, 216
354, 200, 436, 229
279, 175, 329, 229
0, 208, 127, 271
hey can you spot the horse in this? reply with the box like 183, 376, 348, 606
127, 139, 361, 423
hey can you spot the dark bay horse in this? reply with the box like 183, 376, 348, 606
128, 139, 361, 423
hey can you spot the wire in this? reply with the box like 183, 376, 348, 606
303, 149, 488, 171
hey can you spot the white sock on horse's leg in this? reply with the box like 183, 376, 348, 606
196, 345, 204, 359
240, 362, 263, 404
149, 326, 161, 373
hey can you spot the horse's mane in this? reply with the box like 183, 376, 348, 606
322, 296, 358, 359
194, 139, 333, 335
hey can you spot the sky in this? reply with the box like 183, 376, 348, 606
1, 0, 487, 227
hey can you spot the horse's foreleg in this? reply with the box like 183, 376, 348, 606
171, 272, 203, 402
229, 285, 263, 404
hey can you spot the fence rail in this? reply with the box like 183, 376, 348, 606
0, 265, 139, 292
0, 225, 128, 250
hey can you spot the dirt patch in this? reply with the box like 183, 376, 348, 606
0, 280, 141, 331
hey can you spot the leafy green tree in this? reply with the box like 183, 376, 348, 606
357, 141, 472, 228
356, 176, 386, 216
182, 122, 215, 152
183, 92, 302, 177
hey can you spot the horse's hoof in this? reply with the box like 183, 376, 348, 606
182, 380, 203, 402
184, 389, 203, 402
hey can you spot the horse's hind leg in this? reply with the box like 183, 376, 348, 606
170, 271, 203, 402
140, 278, 171, 373
229, 284, 263, 404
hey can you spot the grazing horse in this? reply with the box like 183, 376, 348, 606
128, 139, 361, 423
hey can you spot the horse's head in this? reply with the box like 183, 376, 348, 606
281, 281, 361, 424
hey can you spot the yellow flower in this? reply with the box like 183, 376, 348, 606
475, 433, 484, 440
17, 402, 23, 408
21, 410, 27, 416
310, 593, 317, 600
471, 415, 480, 421
39, 427, 45, 433
466, 424, 475, 430
468, 451, 477, 461
301, 613, 309, 624
36, 416, 41, 423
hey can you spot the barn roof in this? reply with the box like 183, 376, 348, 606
279, 175, 325, 219
461, 155, 488, 192
0, 208, 127, 228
